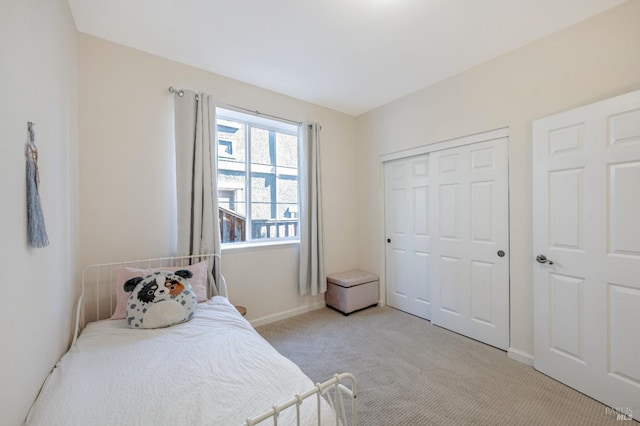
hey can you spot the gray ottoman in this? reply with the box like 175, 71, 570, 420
325, 270, 379, 315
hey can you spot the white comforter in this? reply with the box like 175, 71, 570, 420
26, 296, 335, 426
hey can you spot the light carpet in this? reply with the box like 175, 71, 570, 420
256, 305, 629, 425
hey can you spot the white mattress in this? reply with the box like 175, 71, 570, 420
26, 296, 336, 426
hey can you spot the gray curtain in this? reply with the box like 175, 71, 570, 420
173, 90, 223, 296
298, 123, 325, 296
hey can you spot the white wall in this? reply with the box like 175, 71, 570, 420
77, 35, 358, 323
0, 1, 78, 425
355, 0, 640, 360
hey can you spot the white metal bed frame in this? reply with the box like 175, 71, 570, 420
73, 254, 358, 426
243, 372, 357, 426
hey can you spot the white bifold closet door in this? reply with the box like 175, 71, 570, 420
533, 89, 640, 412
385, 136, 509, 350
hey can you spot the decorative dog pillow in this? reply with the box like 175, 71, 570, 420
123, 270, 197, 329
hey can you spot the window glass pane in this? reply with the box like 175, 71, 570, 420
218, 140, 233, 158
218, 188, 246, 216
276, 175, 298, 204
217, 119, 245, 166
276, 133, 297, 168
250, 174, 274, 219
250, 127, 272, 166
277, 203, 298, 219
250, 202, 272, 221
251, 201, 275, 240
220, 201, 246, 243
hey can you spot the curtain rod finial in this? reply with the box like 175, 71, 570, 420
169, 86, 184, 97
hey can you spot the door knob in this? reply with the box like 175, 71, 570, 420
497, 250, 505, 257
387, 238, 391, 243
536, 254, 554, 265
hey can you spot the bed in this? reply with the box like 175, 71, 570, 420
25, 255, 357, 426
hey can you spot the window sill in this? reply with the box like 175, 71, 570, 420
221, 240, 300, 254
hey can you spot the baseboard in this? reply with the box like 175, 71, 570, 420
249, 302, 326, 327
508, 347, 535, 366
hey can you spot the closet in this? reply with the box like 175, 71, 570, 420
384, 129, 509, 350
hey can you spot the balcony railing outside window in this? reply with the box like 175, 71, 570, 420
251, 219, 298, 240
219, 208, 298, 243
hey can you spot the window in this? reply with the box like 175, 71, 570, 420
216, 108, 299, 244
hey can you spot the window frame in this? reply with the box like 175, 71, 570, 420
216, 107, 300, 246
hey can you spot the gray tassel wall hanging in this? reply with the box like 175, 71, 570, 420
25, 122, 49, 248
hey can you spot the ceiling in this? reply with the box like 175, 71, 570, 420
67, 0, 627, 116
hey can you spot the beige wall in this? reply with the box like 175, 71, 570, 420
3, 5, 637, 424
0, 1, 78, 425
77, 35, 359, 324
355, 0, 640, 360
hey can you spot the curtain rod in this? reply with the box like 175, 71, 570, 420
168, 86, 302, 126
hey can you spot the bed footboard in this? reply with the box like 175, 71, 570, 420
242, 373, 357, 426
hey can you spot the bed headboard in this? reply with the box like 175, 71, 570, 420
74, 254, 225, 343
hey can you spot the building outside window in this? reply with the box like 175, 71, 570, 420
216, 108, 299, 244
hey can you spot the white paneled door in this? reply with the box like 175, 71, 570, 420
385, 154, 432, 320
384, 136, 509, 350
533, 89, 640, 413
429, 138, 510, 350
